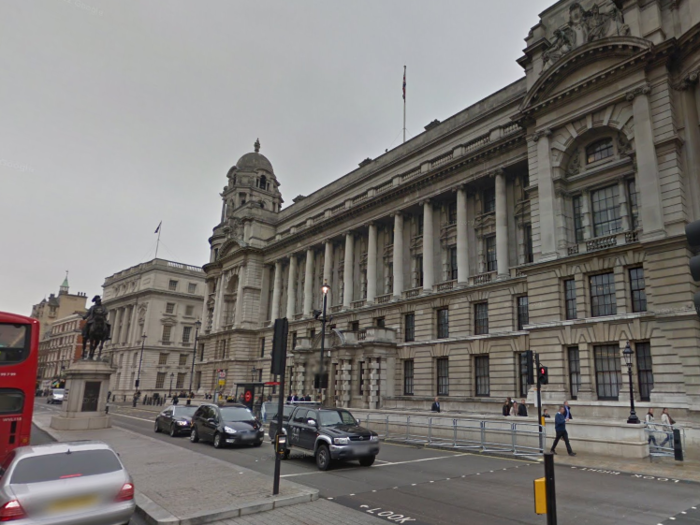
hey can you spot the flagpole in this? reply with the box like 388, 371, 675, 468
155, 223, 162, 260
403, 65, 407, 144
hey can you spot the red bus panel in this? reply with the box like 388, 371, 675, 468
0, 312, 39, 462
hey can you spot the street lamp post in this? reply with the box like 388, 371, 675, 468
623, 342, 640, 424
135, 334, 146, 390
169, 372, 174, 397
317, 281, 331, 406
187, 320, 202, 404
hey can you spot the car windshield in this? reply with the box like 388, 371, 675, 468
319, 410, 357, 427
11, 449, 122, 484
53, 389, 65, 395
172, 406, 197, 417
219, 407, 255, 422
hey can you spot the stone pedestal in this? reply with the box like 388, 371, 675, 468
51, 359, 115, 431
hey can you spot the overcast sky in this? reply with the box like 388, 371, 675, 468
1, 0, 553, 315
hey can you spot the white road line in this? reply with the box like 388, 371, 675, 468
374, 453, 471, 467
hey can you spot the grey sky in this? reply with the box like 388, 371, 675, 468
1, 0, 553, 315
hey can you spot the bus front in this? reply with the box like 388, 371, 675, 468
0, 312, 39, 462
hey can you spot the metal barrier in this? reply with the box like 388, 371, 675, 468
360, 413, 544, 457
645, 423, 684, 458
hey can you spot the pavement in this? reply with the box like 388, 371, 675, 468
33, 400, 700, 525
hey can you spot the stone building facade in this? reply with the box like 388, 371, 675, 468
30, 275, 87, 340
197, 0, 700, 420
37, 313, 85, 387
102, 259, 205, 398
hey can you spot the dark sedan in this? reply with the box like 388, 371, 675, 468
190, 404, 264, 448
154, 405, 199, 437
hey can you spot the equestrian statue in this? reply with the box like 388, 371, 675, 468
81, 295, 111, 360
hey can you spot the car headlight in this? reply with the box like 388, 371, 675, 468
334, 437, 350, 445
177, 420, 189, 426
224, 426, 237, 434
370, 435, 379, 442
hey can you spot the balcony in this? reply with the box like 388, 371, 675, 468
435, 280, 456, 292
376, 294, 393, 304
330, 305, 343, 314
470, 272, 495, 286
402, 287, 422, 299
343, 327, 397, 345
351, 299, 366, 309
567, 230, 640, 256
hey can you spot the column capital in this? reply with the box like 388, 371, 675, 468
452, 183, 467, 193
390, 210, 403, 218
673, 70, 700, 91
625, 83, 651, 101
531, 128, 552, 142
419, 198, 432, 206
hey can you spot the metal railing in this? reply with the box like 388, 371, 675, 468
359, 414, 544, 457
645, 423, 684, 458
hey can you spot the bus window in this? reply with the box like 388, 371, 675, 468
0, 324, 29, 364
0, 390, 24, 414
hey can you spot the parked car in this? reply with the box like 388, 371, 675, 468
190, 403, 264, 448
0, 441, 135, 524
154, 405, 199, 437
269, 406, 380, 470
46, 389, 65, 405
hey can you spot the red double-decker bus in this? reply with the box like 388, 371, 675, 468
0, 312, 40, 462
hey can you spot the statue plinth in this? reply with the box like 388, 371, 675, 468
50, 359, 115, 431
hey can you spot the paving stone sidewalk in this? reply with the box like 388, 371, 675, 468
33, 413, 317, 524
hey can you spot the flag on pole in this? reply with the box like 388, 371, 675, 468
402, 66, 406, 100
154, 221, 162, 234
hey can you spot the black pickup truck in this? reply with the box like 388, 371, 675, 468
269, 405, 380, 470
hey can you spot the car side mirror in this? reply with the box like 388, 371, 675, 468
307, 418, 318, 427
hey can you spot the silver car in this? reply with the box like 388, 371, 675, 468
46, 389, 64, 405
0, 441, 135, 524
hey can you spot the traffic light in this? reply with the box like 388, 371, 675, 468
538, 365, 548, 385
525, 350, 534, 385
686, 220, 700, 316
271, 318, 289, 375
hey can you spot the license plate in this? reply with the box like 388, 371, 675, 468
49, 495, 98, 513
241, 434, 255, 441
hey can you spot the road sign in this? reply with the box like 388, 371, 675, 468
244, 390, 253, 403
218, 369, 226, 379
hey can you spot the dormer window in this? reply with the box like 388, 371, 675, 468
586, 139, 614, 164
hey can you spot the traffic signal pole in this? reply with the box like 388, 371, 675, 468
536, 352, 543, 454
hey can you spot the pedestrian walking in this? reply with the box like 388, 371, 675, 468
563, 400, 573, 420
172, 395, 179, 405
517, 398, 528, 417
660, 408, 675, 447
502, 397, 512, 416
550, 406, 576, 456
305, 393, 311, 402
431, 397, 441, 413
542, 408, 551, 418
645, 408, 658, 447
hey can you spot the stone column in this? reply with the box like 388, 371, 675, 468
270, 261, 282, 322
286, 256, 297, 317
303, 249, 314, 317
534, 130, 557, 260
422, 200, 434, 291
682, 78, 700, 221
627, 85, 665, 239
618, 178, 630, 232
343, 233, 354, 308
234, 266, 246, 327
367, 223, 378, 303
581, 189, 593, 240
323, 241, 333, 286
456, 186, 468, 284
393, 213, 404, 298
495, 169, 509, 277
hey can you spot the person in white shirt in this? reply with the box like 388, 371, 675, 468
645, 408, 658, 447
660, 408, 674, 447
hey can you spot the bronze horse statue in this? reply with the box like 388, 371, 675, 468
82, 297, 110, 360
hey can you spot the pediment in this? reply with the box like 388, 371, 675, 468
521, 37, 652, 115
219, 238, 244, 258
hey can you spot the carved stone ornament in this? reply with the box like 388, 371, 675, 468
542, 2, 630, 70
626, 84, 651, 101
532, 129, 553, 142
568, 150, 581, 175
616, 133, 634, 156
229, 217, 243, 241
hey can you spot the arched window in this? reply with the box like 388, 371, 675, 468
259, 175, 267, 189
586, 139, 614, 164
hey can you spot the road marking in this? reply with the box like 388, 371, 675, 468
355, 503, 421, 524
374, 453, 471, 468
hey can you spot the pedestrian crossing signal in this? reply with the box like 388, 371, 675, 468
538, 366, 548, 385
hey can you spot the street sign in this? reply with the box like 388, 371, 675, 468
218, 369, 226, 379
218, 379, 225, 388
244, 390, 253, 403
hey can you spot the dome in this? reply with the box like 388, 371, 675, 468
233, 139, 274, 174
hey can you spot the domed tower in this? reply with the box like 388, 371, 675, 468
209, 139, 283, 263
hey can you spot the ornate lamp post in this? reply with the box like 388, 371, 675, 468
623, 342, 640, 424
316, 281, 331, 406
135, 334, 146, 389
187, 320, 202, 401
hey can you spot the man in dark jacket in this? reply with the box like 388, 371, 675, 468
564, 400, 573, 419
517, 398, 528, 417
551, 406, 576, 456
431, 397, 441, 413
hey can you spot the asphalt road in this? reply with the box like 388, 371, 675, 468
33, 402, 700, 525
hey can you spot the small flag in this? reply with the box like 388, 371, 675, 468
402, 66, 406, 101
154, 221, 162, 234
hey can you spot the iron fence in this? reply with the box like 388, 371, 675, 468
645, 423, 684, 458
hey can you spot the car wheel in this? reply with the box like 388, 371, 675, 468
154, 421, 161, 433
316, 444, 332, 471
169, 424, 177, 437
359, 455, 376, 467
190, 427, 199, 443
213, 432, 223, 449
253, 440, 262, 447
